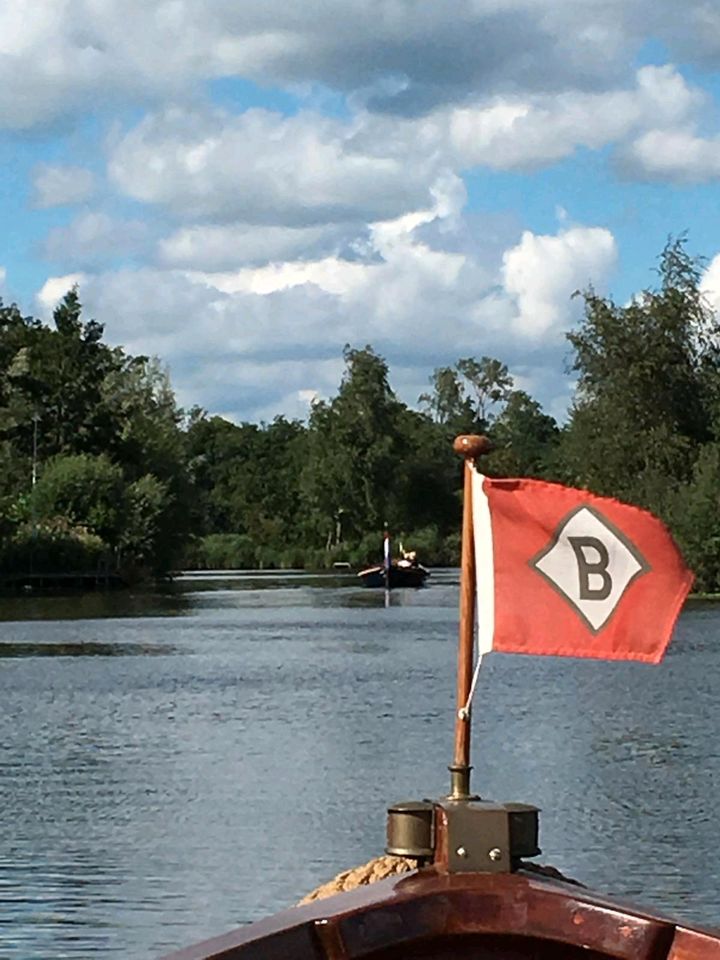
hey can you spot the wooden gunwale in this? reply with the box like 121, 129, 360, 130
160, 868, 720, 960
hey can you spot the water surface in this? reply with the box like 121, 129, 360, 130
0, 570, 718, 958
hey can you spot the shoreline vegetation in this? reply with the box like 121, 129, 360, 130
3, 238, 720, 594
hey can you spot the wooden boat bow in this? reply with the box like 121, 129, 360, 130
161, 866, 720, 959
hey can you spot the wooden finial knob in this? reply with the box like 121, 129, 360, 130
453, 435, 491, 460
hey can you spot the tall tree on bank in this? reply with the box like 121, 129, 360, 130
185, 412, 306, 549
559, 238, 720, 518
420, 356, 514, 434
485, 390, 560, 478
419, 366, 476, 430
0, 290, 193, 576
456, 356, 513, 427
420, 357, 558, 480
301, 345, 408, 547
31, 289, 120, 458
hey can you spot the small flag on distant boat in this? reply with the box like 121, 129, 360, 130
472, 470, 694, 664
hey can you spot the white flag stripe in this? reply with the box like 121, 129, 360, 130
471, 467, 495, 654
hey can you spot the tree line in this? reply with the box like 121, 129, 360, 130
2, 238, 720, 591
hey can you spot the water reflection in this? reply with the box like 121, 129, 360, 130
0, 641, 174, 657
0, 588, 192, 622
0, 572, 717, 958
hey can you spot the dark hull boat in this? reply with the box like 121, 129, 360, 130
357, 562, 429, 588
163, 862, 720, 960
161, 436, 719, 960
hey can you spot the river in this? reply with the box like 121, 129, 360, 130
0, 569, 717, 958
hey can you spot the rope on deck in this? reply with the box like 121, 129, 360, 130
298, 856, 583, 905
298, 855, 416, 905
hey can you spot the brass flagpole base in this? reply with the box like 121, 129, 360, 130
447, 763, 478, 801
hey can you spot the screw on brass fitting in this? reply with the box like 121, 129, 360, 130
433, 800, 540, 874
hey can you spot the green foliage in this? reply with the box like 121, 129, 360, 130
189, 533, 258, 569
555, 236, 720, 587
419, 356, 513, 433
300, 345, 409, 544
419, 366, 475, 428
666, 444, 720, 593
486, 390, 559, 478
0, 519, 107, 575
456, 356, 513, 427
0, 291, 192, 578
121, 474, 170, 569
33, 453, 126, 544
4, 237, 719, 591
186, 413, 306, 545
561, 238, 720, 510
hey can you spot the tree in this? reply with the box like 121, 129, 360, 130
32, 289, 121, 457
185, 412, 307, 562
301, 345, 407, 545
121, 474, 170, 570
32, 453, 126, 546
100, 354, 194, 567
559, 238, 720, 516
419, 366, 475, 428
486, 390, 559, 478
456, 356, 513, 427
0, 290, 195, 576
388, 406, 461, 536
0, 302, 46, 498
667, 443, 720, 593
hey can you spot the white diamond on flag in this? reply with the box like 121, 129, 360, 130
531, 505, 650, 633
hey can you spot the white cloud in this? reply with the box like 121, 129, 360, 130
44, 212, 149, 266
700, 255, 720, 314
178, 357, 345, 423
620, 127, 720, 183
459, 64, 698, 169
106, 64, 700, 256
0, 0, 719, 132
2, 0, 720, 132
6, 0, 720, 433
354, 65, 701, 173
502, 227, 617, 337
157, 222, 364, 271
35, 216, 617, 421
32, 164, 97, 208
37, 274, 87, 313
109, 106, 446, 225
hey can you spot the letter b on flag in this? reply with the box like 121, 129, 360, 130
568, 536, 612, 601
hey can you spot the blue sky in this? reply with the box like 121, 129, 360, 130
3, 1, 720, 424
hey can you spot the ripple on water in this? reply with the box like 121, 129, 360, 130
0, 575, 717, 957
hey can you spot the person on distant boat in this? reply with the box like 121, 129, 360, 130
398, 549, 418, 569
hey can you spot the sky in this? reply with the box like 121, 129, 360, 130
3, 2, 720, 425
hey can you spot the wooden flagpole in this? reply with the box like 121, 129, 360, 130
449, 434, 491, 800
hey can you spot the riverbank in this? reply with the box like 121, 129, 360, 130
0, 570, 128, 595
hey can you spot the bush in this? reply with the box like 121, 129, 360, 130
189, 533, 258, 569
33, 454, 125, 544
0, 519, 108, 574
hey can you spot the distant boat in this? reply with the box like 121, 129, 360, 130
357, 539, 429, 589
357, 531, 428, 588
357, 560, 429, 588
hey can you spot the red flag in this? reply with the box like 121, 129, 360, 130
472, 469, 694, 663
